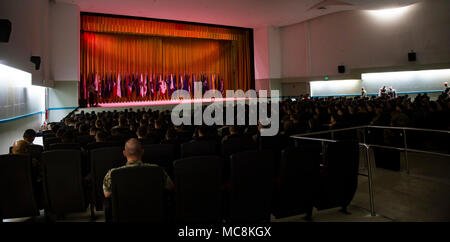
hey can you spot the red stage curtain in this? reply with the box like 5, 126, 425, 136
81, 15, 241, 41
80, 14, 252, 104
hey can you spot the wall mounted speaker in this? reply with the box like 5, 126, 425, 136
30, 56, 41, 70
338, 65, 345, 73
0, 19, 12, 43
408, 52, 416, 62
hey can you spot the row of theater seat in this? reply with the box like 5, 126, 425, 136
0, 139, 360, 222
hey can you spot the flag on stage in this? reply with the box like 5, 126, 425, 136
117, 73, 122, 98
180, 74, 184, 91
94, 73, 99, 92
163, 75, 168, 96
211, 73, 216, 90
140, 73, 144, 97
169, 73, 175, 96
108, 73, 113, 98
127, 74, 132, 97
143, 73, 147, 98
150, 74, 155, 98
135, 74, 140, 97
112, 74, 116, 98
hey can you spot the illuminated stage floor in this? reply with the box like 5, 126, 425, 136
78, 97, 251, 113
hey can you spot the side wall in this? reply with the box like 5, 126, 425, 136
47, 81, 78, 123
256, 0, 450, 97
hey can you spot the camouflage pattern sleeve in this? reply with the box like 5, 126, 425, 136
103, 169, 113, 193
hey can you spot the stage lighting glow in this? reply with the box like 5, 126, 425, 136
366, 5, 412, 20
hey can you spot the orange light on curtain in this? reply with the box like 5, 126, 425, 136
80, 13, 252, 103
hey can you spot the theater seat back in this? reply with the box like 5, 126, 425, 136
0, 155, 39, 219
43, 137, 59, 150
42, 150, 86, 215
142, 144, 177, 176
90, 147, 126, 211
229, 150, 274, 222
173, 156, 223, 222
111, 166, 165, 222
48, 143, 81, 150
272, 145, 319, 218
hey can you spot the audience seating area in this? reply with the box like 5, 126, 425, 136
1, 93, 449, 222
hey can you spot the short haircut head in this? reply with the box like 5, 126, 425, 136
124, 138, 143, 159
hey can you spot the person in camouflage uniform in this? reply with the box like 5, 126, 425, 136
103, 138, 173, 198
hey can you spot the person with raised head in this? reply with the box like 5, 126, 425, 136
103, 138, 173, 199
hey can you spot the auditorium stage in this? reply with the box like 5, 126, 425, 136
77, 97, 252, 113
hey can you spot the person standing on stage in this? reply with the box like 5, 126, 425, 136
444, 82, 449, 97
88, 83, 98, 107
378, 85, 387, 98
361, 87, 367, 98
388, 86, 397, 99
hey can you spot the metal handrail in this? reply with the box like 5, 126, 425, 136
291, 125, 367, 137
291, 136, 338, 143
290, 125, 449, 217
367, 125, 450, 134
292, 125, 450, 138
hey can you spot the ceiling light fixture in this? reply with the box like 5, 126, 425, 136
366, 5, 412, 19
